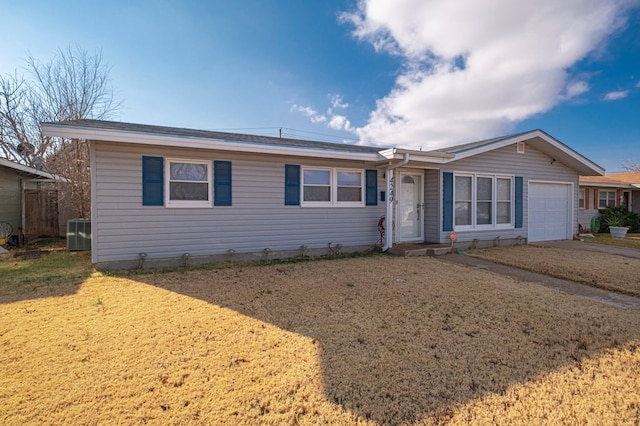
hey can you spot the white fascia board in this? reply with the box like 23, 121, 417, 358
0, 157, 56, 180
450, 130, 605, 176
376, 147, 453, 164
378, 148, 397, 160
449, 131, 543, 160
41, 124, 383, 162
579, 182, 635, 189
532, 132, 605, 176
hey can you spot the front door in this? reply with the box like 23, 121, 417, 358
398, 171, 424, 241
622, 191, 631, 211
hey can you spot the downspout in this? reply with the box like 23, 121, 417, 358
383, 152, 410, 251
20, 177, 25, 237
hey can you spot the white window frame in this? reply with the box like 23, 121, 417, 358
165, 158, 212, 208
496, 177, 513, 225
475, 175, 494, 226
454, 173, 514, 230
599, 190, 616, 208
301, 167, 365, 207
578, 189, 585, 210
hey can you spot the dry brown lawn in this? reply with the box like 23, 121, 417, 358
467, 245, 640, 297
586, 233, 640, 250
1, 252, 640, 424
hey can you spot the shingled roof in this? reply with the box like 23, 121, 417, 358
41, 119, 384, 154
580, 171, 640, 187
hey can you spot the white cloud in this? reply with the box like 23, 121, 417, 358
604, 90, 629, 100
328, 114, 354, 132
562, 81, 590, 99
330, 94, 349, 109
339, 0, 631, 148
291, 104, 326, 123
292, 94, 354, 132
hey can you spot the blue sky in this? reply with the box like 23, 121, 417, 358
2, 0, 639, 172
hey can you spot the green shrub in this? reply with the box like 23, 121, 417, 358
598, 206, 640, 232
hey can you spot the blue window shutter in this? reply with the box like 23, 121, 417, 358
284, 164, 300, 206
515, 176, 523, 228
442, 172, 454, 232
142, 156, 164, 206
214, 161, 232, 206
365, 169, 378, 206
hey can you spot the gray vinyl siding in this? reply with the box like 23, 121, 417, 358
92, 141, 385, 263
578, 188, 599, 230
439, 143, 578, 243
0, 167, 21, 234
423, 168, 440, 242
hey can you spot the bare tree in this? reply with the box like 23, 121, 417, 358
0, 46, 120, 218
0, 72, 41, 164
621, 159, 640, 172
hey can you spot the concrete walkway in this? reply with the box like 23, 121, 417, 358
441, 243, 640, 311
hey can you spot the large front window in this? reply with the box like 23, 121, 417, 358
166, 159, 211, 207
455, 174, 513, 228
302, 167, 363, 207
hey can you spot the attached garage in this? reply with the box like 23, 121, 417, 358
528, 182, 573, 242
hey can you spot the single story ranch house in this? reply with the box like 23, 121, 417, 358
579, 172, 640, 231
42, 120, 604, 269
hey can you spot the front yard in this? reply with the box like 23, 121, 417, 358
467, 244, 640, 297
585, 232, 640, 250
1, 250, 640, 424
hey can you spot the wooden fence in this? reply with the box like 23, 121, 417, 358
25, 190, 59, 238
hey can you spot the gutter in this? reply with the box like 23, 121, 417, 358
382, 152, 410, 251
40, 123, 383, 163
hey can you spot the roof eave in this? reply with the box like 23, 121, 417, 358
0, 157, 57, 180
376, 147, 454, 164
579, 181, 637, 188
449, 130, 605, 176
41, 123, 384, 162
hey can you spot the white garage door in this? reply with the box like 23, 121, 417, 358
528, 182, 572, 242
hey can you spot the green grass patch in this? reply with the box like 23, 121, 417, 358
0, 251, 94, 296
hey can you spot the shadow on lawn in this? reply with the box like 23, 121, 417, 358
134, 257, 640, 424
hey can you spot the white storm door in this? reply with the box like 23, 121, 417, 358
398, 171, 424, 241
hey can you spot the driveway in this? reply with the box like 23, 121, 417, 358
442, 241, 640, 311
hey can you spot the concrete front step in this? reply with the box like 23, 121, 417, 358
388, 244, 454, 257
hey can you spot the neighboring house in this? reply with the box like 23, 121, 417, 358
0, 158, 59, 240
41, 120, 604, 269
579, 172, 640, 230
